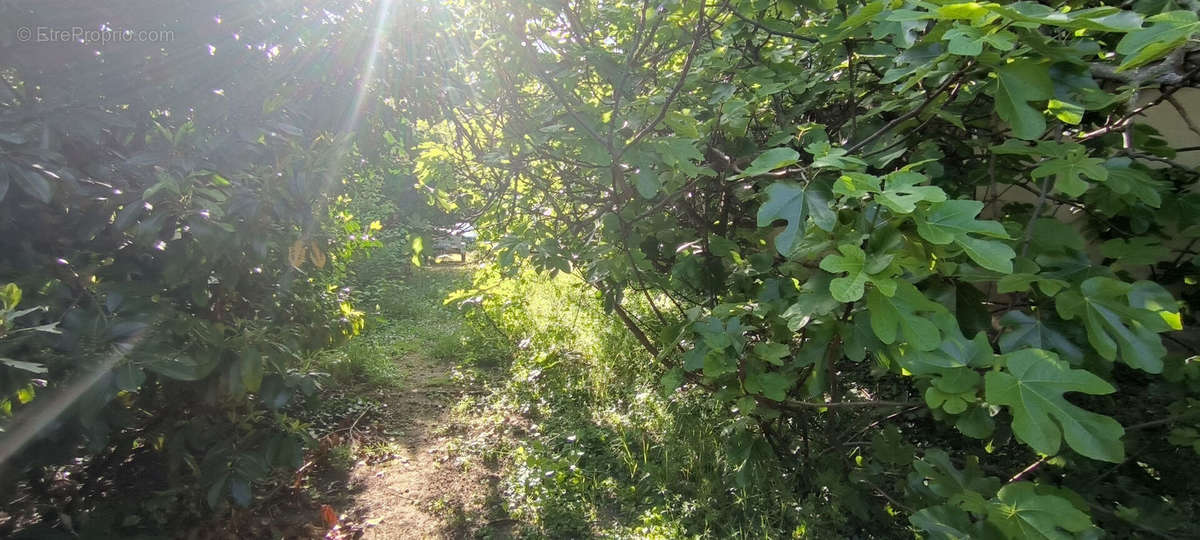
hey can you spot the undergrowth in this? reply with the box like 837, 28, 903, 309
466, 268, 836, 538
311, 259, 501, 388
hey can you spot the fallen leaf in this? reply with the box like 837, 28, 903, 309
320, 504, 338, 528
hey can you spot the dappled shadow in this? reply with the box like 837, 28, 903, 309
324, 354, 511, 539
298, 266, 514, 539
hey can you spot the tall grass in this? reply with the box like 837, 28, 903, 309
472, 268, 831, 538
310, 264, 493, 387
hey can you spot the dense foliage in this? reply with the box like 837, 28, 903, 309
421, 0, 1200, 536
0, 0, 442, 530
3, 0, 1200, 536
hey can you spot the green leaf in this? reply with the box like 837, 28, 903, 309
932, 367, 980, 394
1054, 277, 1171, 372
898, 331, 994, 374
661, 366, 684, 395
998, 311, 1084, 365
1100, 237, 1169, 268
207, 473, 230, 509
910, 449, 1000, 502
875, 171, 946, 214
944, 26, 1014, 56
1127, 280, 1182, 330
634, 168, 661, 199
805, 180, 838, 232
993, 60, 1053, 140
12, 167, 52, 204
703, 349, 737, 378
230, 477, 252, 507
956, 236, 1016, 274
916, 200, 1014, 273
753, 342, 791, 366
757, 182, 807, 256
744, 369, 794, 401
148, 354, 221, 382
1, 282, 21, 310
240, 349, 265, 393
1048, 63, 1110, 126
410, 235, 425, 266
839, 0, 885, 30
730, 147, 800, 180
683, 345, 707, 371
833, 172, 880, 198
664, 111, 700, 138
956, 406, 996, 439
937, 2, 993, 21
916, 200, 1008, 243
1103, 158, 1162, 207
708, 234, 741, 260
695, 317, 732, 350
986, 482, 1095, 539
872, 426, 915, 465
0, 358, 47, 374
927, 386, 969, 413
1026, 218, 1085, 255
867, 281, 944, 351
819, 244, 896, 302
654, 137, 705, 171
783, 274, 842, 330
1115, 11, 1199, 71
910, 505, 974, 539
985, 349, 1124, 462
807, 141, 866, 169
1031, 145, 1108, 198
986, 2, 1142, 32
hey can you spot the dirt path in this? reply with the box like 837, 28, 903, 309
333, 359, 494, 538
318, 266, 513, 539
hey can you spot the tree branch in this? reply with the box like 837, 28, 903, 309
845, 69, 965, 154
623, 0, 709, 155
722, 1, 817, 43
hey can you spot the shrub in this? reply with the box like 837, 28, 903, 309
428, 0, 1200, 536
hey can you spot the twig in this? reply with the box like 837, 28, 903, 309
332, 408, 371, 437
1077, 67, 1200, 141
623, 0, 709, 154
1020, 174, 1053, 257
784, 399, 921, 409
1089, 46, 1191, 85
862, 479, 914, 513
1125, 411, 1200, 431
845, 69, 966, 153
1008, 456, 1048, 483
722, 1, 817, 43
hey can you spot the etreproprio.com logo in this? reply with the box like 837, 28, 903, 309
15, 26, 174, 44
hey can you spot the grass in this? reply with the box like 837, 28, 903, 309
311, 263, 487, 388
291, 261, 519, 536
466, 269, 823, 538
303, 261, 831, 537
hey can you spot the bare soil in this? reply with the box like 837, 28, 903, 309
321, 354, 512, 540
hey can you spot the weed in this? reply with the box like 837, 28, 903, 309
328, 444, 357, 471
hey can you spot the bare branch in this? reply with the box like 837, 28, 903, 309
1090, 47, 1192, 85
